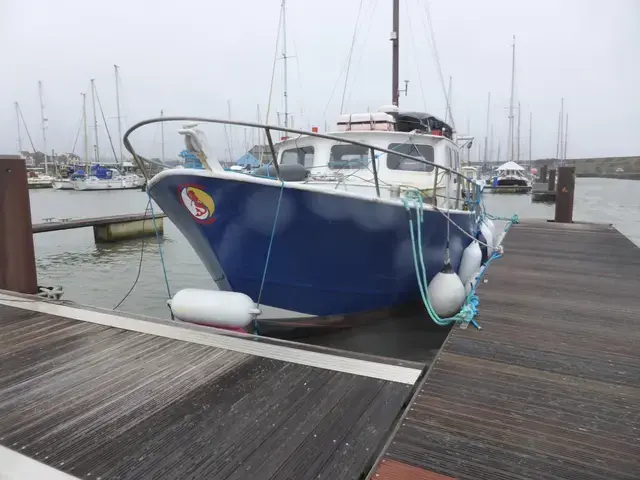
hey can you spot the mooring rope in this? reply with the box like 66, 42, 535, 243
401, 185, 519, 329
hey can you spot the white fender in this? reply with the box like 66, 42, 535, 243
458, 241, 482, 285
428, 269, 466, 318
484, 217, 496, 243
168, 289, 261, 329
479, 221, 494, 255
464, 268, 482, 297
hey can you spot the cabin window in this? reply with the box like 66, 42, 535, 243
329, 145, 370, 169
281, 146, 315, 167
386, 143, 435, 172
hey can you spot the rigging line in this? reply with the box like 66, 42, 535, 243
17, 104, 37, 153
70, 98, 86, 153
419, 0, 455, 130
323, 0, 377, 117
265, 2, 284, 126
339, 0, 365, 114
288, 20, 306, 117
321, 55, 353, 117
343, 0, 379, 108
93, 84, 120, 163
407, 0, 428, 111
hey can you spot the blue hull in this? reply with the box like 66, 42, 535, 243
150, 173, 476, 316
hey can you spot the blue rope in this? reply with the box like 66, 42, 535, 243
257, 181, 285, 305
146, 186, 172, 301
254, 180, 286, 332
401, 187, 514, 329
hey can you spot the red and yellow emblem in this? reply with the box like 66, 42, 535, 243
178, 185, 216, 223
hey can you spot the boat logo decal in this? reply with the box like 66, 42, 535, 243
178, 185, 216, 223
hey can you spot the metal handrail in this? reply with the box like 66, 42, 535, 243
122, 116, 476, 202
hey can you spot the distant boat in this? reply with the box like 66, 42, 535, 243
72, 165, 142, 191
52, 179, 74, 190
26, 168, 53, 189
485, 161, 532, 193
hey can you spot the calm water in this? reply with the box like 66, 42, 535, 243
29, 178, 640, 361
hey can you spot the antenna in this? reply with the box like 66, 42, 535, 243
114, 65, 124, 161
38, 81, 48, 175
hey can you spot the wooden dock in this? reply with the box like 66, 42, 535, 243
32, 213, 167, 234
371, 221, 640, 480
531, 182, 557, 202
1, 220, 639, 479
0, 293, 421, 479
32, 213, 167, 243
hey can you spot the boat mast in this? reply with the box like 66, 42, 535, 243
483, 92, 490, 165
90, 79, 100, 162
559, 98, 564, 161
14, 102, 22, 154
160, 109, 165, 164
281, 0, 289, 128
444, 76, 453, 124
38, 80, 48, 175
528, 111, 532, 167
114, 64, 124, 162
391, 0, 400, 106
516, 100, 521, 162
563, 113, 569, 163
507, 35, 516, 162
82, 93, 89, 163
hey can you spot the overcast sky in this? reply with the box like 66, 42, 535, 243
1, 0, 638, 162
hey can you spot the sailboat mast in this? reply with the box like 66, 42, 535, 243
38, 80, 48, 175
528, 111, 532, 166
559, 98, 565, 160
391, 0, 400, 106
160, 109, 165, 164
14, 102, 22, 153
114, 64, 124, 162
563, 113, 569, 163
483, 92, 490, 164
90, 79, 100, 162
82, 93, 89, 163
281, 0, 289, 128
516, 101, 521, 162
507, 35, 516, 162
444, 76, 453, 123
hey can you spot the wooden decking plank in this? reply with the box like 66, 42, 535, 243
372, 222, 640, 480
0, 302, 414, 479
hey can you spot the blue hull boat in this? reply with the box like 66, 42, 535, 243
149, 169, 477, 317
